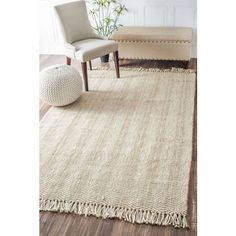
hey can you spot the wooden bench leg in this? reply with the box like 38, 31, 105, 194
81, 62, 89, 91
113, 51, 120, 78
66, 57, 71, 65
89, 61, 92, 70
184, 60, 191, 69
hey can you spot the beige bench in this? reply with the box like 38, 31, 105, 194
110, 26, 192, 61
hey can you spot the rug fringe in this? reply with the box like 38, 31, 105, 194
93, 66, 195, 74
40, 198, 189, 228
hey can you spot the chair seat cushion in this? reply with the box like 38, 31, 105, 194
73, 39, 118, 62
110, 26, 192, 42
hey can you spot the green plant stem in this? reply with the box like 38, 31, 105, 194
98, 6, 103, 35
89, 0, 127, 37
101, 5, 104, 36
92, 12, 99, 30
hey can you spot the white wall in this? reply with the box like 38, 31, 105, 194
39, 0, 197, 57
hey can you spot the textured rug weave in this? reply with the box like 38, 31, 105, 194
40, 68, 196, 228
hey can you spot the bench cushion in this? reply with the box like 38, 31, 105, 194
110, 27, 192, 60
111, 27, 192, 42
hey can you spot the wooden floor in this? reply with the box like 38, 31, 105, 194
40, 56, 197, 236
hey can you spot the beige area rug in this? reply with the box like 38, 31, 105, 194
40, 67, 196, 228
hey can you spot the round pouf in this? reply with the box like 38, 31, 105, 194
40, 65, 83, 106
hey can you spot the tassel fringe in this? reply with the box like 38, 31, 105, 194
40, 198, 189, 229
93, 66, 195, 74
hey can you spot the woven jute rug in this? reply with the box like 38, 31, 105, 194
40, 67, 196, 228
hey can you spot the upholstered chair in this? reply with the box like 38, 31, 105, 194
54, 0, 120, 91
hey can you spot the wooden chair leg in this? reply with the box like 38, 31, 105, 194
81, 62, 89, 91
66, 57, 71, 65
113, 51, 120, 78
89, 60, 92, 70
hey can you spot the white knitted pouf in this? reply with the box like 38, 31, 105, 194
40, 65, 83, 106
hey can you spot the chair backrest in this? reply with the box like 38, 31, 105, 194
54, 0, 98, 43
